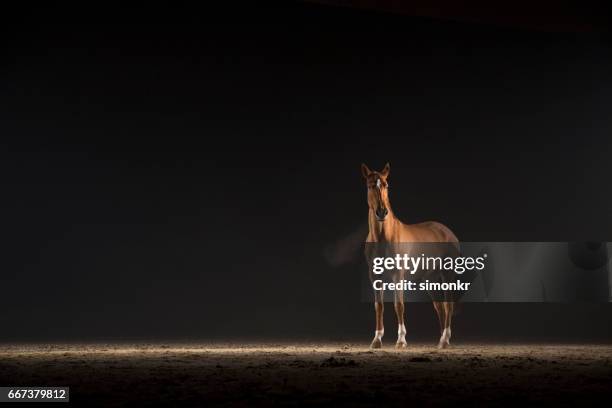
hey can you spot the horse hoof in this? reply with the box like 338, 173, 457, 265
395, 341, 407, 349
437, 341, 450, 350
370, 339, 382, 349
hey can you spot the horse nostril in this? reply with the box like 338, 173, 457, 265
376, 207, 388, 219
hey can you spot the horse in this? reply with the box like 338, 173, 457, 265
362, 163, 459, 349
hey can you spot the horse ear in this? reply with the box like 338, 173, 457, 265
361, 163, 372, 179
381, 162, 390, 178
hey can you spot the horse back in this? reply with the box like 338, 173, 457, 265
404, 221, 459, 245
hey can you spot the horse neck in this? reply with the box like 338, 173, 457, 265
368, 208, 399, 242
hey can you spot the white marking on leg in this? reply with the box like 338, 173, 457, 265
374, 329, 384, 341
397, 323, 406, 344
442, 327, 451, 342
438, 327, 451, 348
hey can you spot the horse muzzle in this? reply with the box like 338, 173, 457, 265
375, 207, 388, 221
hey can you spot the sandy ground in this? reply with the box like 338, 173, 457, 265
1, 342, 611, 406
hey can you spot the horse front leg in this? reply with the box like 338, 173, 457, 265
394, 288, 407, 348
370, 289, 384, 349
432, 301, 444, 336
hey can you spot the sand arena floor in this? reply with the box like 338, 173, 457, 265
1, 342, 611, 406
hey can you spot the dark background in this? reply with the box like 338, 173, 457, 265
1, 2, 612, 342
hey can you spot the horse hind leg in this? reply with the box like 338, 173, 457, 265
437, 301, 453, 349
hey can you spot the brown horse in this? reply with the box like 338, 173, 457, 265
362, 163, 459, 349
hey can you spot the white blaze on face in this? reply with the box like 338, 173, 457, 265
376, 178, 382, 189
